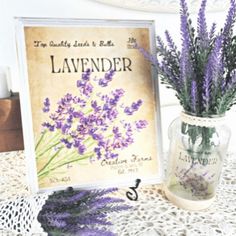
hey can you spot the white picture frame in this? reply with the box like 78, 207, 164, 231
15, 17, 163, 193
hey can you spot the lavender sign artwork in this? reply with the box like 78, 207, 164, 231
16, 18, 162, 192
37, 69, 147, 181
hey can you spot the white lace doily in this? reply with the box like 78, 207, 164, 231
0, 194, 48, 236
0, 151, 236, 236
110, 154, 236, 236
0, 151, 49, 235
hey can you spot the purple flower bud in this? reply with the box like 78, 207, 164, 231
61, 138, 72, 149
67, 115, 73, 124
112, 127, 121, 138
124, 107, 133, 115
94, 147, 102, 159
61, 123, 71, 134
91, 100, 101, 112
112, 89, 125, 98
105, 152, 118, 159
131, 99, 142, 111
98, 70, 115, 87
124, 99, 143, 115
49, 219, 66, 228
72, 111, 82, 118
82, 69, 91, 81
107, 109, 118, 120
55, 121, 62, 129
92, 133, 103, 141
42, 98, 50, 113
83, 83, 93, 97
191, 80, 197, 113
135, 120, 148, 130
78, 144, 86, 154
42, 122, 55, 131
96, 118, 104, 126
77, 124, 87, 134
197, 0, 208, 49
40, 70, 148, 166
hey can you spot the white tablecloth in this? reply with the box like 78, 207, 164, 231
0, 151, 235, 236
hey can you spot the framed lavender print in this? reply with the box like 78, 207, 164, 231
15, 18, 163, 192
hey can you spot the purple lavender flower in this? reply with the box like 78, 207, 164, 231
135, 120, 148, 130
91, 100, 101, 112
50, 212, 71, 219
98, 70, 115, 87
165, 31, 176, 52
90, 196, 125, 209
66, 115, 73, 124
77, 70, 93, 97
78, 144, 86, 154
180, 0, 193, 95
77, 217, 112, 226
157, 36, 166, 53
222, 0, 236, 37
82, 68, 91, 81
197, 0, 208, 49
156, 36, 181, 89
83, 83, 93, 97
111, 124, 135, 151
94, 147, 102, 159
92, 133, 103, 141
38, 187, 130, 236
124, 99, 142, 115
72, 111, 83, 118
42, 122, 54, 131
180, 0, 189, 16
203, 35, 223, 110
209, 22, 216, 42
42, 98, 50, 113
68, 191, 89, 202
165, 30, 180, 61
38, 70, 148, 180
61, 123, 71, 134
77, 228, 116, 236
111, 89, 125, 104
135, 0, 236, 116
55, 121, 62, 129
48, 218, 66, 228
61, 138, 72, 149
191, 80, 197, 113
105, 152, 118, 159
160, 61, 179, 90
136, 44, 160, 68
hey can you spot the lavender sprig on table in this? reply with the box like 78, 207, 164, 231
38, 187, 131, 236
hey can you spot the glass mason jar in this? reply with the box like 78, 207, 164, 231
164, 112, 231, 210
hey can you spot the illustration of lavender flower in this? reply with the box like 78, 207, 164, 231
38, 187, 131, 236
174, 166, 215, 199
36, 69, 148, 181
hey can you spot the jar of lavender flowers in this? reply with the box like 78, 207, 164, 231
164, 112, 231, 210
138, 0, 236, 209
